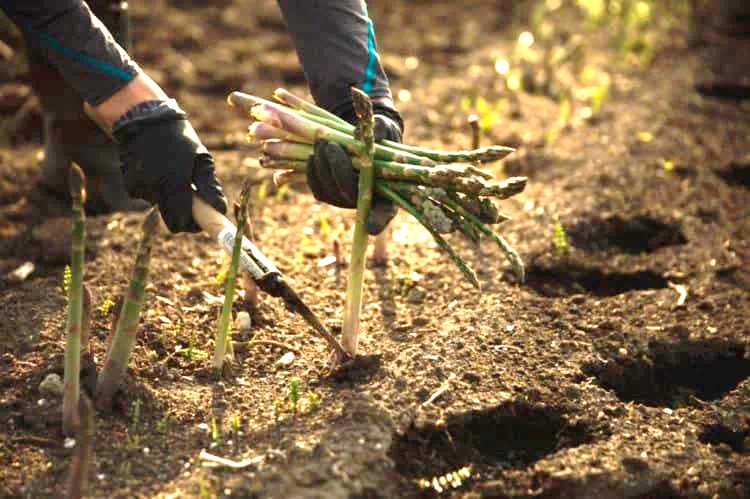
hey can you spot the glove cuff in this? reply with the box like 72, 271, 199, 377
112, 99, 187, 142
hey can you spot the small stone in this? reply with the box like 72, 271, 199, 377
406, 287, 427, 304
236, 311, 252, 333
276, 351, 295, 366
39, 373, 64, 397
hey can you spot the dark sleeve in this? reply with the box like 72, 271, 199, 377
276, 0, 393, 118
0, 0, 140, 105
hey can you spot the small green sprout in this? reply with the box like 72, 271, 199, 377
552, 214, 568, 254
130, 399, 142, 434
157, 411, 170, 434
215, 267, 228, 285
289, 377, 301, 413
256, 179, 269, 202
62, 265, 72, 297
230, 414, 241, 434
210, 415, 222, 447
306, 390, 321, 410
99, 297, 115, 316
318, 213, 332, 238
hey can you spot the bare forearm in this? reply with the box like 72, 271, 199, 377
90, 74, 168, 131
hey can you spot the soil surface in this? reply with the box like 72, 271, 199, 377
2, 1, 750, 498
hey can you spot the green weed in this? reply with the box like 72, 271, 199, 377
552, 214, 568, 254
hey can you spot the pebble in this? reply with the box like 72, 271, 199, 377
236, 311, 252, 332
462, 371, 482, 384
276, 351, 295, 366
39, 373, 64, 397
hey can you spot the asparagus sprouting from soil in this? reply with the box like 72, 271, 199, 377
340, 88, 376, 357
63, 165, 86, 436
95, 208, 160, 409
66, 393, 95, 499
213, 179, 252, 373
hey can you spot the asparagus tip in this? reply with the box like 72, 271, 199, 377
69, 164, 86, 204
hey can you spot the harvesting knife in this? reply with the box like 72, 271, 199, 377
192, 195, 350, 363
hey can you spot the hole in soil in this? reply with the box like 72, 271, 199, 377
568, 215, 687, 254
584, 340, 750, 407
526, 263, 669, 297
695, 83, 750, 102
699, 424, 750, 453
717, 159, 750, 188
389, 402, 595, 485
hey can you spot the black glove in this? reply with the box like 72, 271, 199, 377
306, 106, 403, 235
113, 102, 227, 233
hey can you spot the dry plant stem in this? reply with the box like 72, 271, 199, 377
377, 183, 480, 288
63, 164, 86, 437
372, 229, 389, 266
66, 393, 95, 499
468, 114, 481, 150
213, 180, 252, 372
442, 197, 525, 282
96, 208, 160, 408
341, 88, 375, 357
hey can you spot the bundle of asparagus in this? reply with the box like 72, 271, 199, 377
227, 89, 526, 287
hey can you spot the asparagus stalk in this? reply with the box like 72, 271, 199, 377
66, 393, 95, 499
377, 183, 480, 288
267, 89, 515, 163
213, 180, 252, 372
63, 165, 86, 437
340, 88, 376, 358
95, 208, 160, 409
258, 145, 527, 198
440, 197, 525, 282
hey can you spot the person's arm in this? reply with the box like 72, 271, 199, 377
276, 0, 396, 120
0, 1, 226, 232
1, 0, 141, 107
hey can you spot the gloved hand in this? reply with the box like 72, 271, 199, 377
113, 100, 227, 233
306, 105, 403, 235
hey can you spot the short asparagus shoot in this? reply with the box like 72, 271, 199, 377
372, 228, 390, 266
340, 87, 376, 358
63, 165, 86, 436
213, 180, 252, 373
95, 208, 160, 409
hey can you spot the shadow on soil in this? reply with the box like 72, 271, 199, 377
584, 339, 750, 407
700, 423, 750, 454
568, 214, 687, 254
526, 262, 669, 297
717, 159, 750, 189
388, 401, 597, 488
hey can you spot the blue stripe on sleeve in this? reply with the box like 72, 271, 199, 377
361, 2, 378, 95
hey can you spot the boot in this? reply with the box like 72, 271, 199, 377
28, 0, 146, 214
693, 0, 750, 99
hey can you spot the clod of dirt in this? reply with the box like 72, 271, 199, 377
568, 214, 687, 254
526, 262, 669, 297
388, 401, 596, 489
584, 340, 750, 407
700, 424, 750, 454
717, 158, 750, 189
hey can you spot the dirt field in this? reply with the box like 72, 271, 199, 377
1, 1, 750, 497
